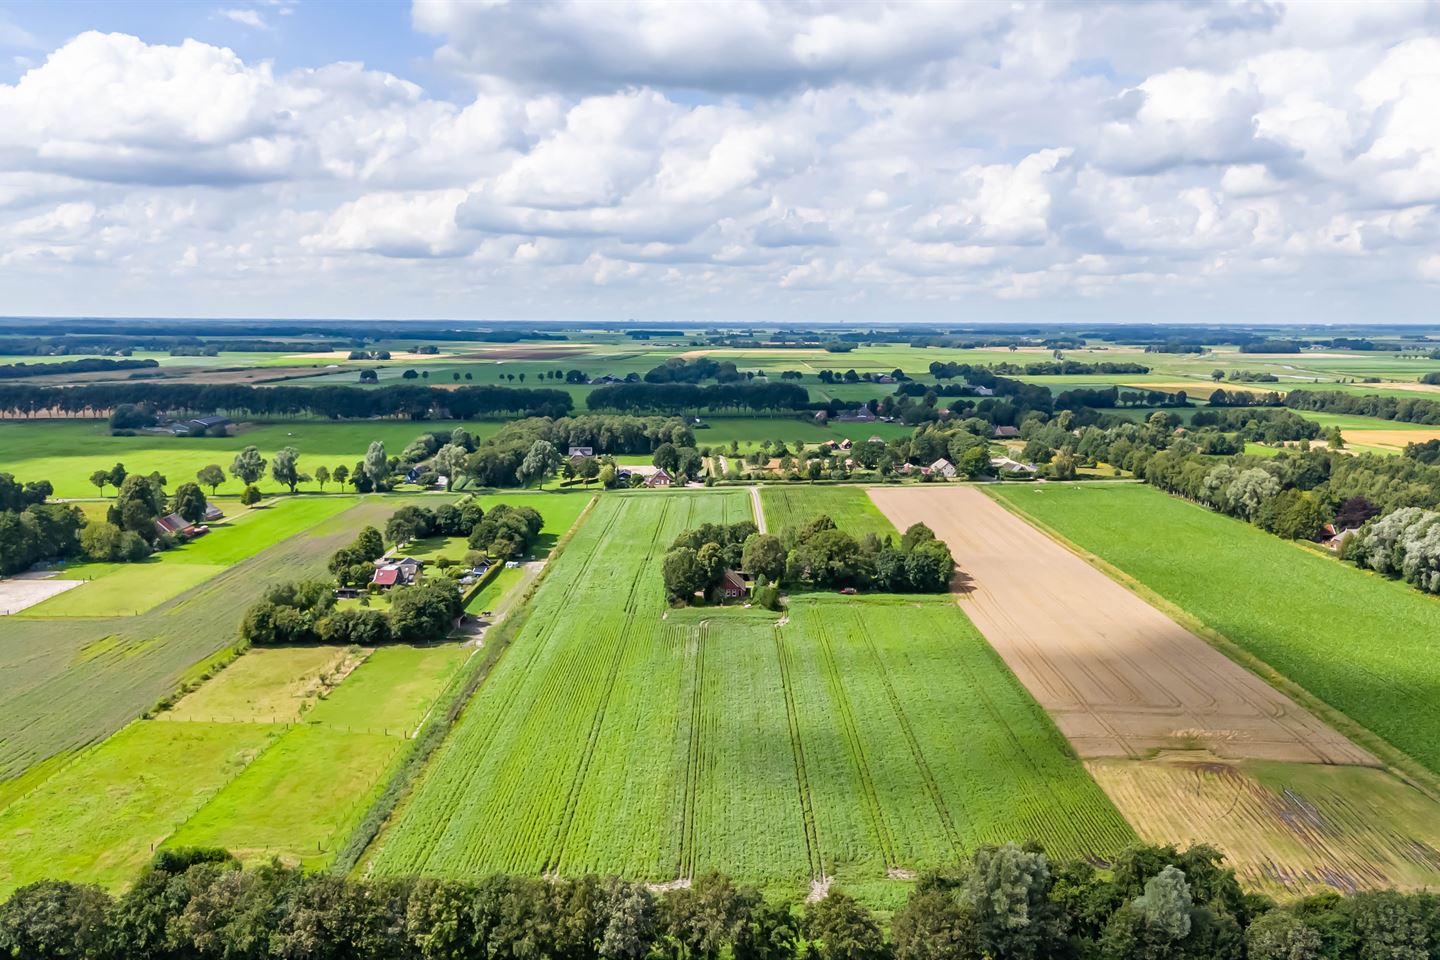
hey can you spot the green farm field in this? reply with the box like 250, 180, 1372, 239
369, 490, 1132, 894
759, 486, 897, 539
989, 483, 1440, 778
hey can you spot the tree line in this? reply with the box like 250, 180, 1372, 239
0, 357, 159, 379
1284, 390, 1440, 427
587, 382, 810, 415
3, 840, 1435, 960
0, 382, 572, 421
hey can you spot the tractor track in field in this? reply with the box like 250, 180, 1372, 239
774, 629, 824, 881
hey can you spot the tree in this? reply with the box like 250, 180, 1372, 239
230, 446, 266, 486
314, 465, 331, 490
333, 464, 349, 489
600, 882, 659, 960
653, 442, 680, 473
318, 608, 393, 646
196, 464, 225, 495
363, 441, 390, 491
271, 446, 304, 494
892, 889, 981, 960
0, 879, 113, 960
961, 843, 1064, 960
89, 470, 109, 496
741, 534, 786, 583
1245, 911, 1321, 960
240, 485, 262, 507
106, 463, 128, 490
1211, 369, 1225, 382
80, 521, 124, 561
389, 579, 462, 643
599, 464, 617, 488
517, 439, 560, 487
805, 892, 886, 960
663, 547, 706, 603
171, 483, 207, 524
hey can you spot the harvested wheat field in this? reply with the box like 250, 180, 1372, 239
1089, 756, 1440, 894
866, 485, 1372, 765
1344, 428, 1440, 451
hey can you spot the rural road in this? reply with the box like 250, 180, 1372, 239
868, 485, 1375, 766
750, 485, 766, 532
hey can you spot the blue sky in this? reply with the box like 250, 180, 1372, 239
0, 1, 1437, 322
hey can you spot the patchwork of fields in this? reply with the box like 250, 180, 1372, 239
370, 490, 1133, 892
0, 642, 470, 895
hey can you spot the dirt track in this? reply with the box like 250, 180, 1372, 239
867, 486, 1374, 766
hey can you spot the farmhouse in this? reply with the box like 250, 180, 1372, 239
972, 385, 995, 396
930, 458, 957, 478
154, 512, 204, 538
646, 469, 673, 488
372, 556, 423, 589
837, 406, 877, 422
990, 456, 1036, 475
567, 446, 594, 460
868, 435, 885, 444
174, 414, 230, 436
711, 569, 752, 601
993, 425, 1021, 439
202, 503, 224, 522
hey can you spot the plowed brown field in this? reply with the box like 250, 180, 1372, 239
866, 485, 1373, 765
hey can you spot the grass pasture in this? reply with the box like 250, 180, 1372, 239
370, 490, 1132, 893
0, 720, 281, 894
759, 486, 897, 539
0, 419, 501, 499
989, 484, 1440, 779
162, 646, 359, 724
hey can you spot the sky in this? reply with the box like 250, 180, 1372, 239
0, 0, 1438, 324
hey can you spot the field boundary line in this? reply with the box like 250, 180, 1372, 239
982, 485, 1440, 803
773, 628, 824, 881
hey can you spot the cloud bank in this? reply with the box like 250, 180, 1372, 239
1, 0, 1438, 321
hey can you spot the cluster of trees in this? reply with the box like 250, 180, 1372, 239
1285, 390, 1440, 427
0, 357, 159, 379
587, 382, 809, 415
0, 474, 83, 576
642, 356, 745, 384
0, 382, 572, 421
11, 840, 1431, 960
663, 516, 956, 603
444, 416, 698, 489
1206, 390, 1285, 408
946, 360, 1153, 377
1239, 339, 1303, 353
1342, 508, 1440, 594
1052, 387, 1190, 411
240, 576, 462, 646
661, 521, 761, 603
779, 517, 955, 592
1406, 439, 1440, 465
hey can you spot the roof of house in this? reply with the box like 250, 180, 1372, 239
372, 566, 400, 586
993, 425, 1021, 437
717, 569, 749, 593
646, 469, 673, 486
190, 415, 229, 427
568, 446, 594, 457
202, 504, 224, 521
930, 458, 955, 472
154, 512, 192, 535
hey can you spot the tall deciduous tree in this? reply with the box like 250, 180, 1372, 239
229, 446, 266, 486
195, 463, 225, 495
